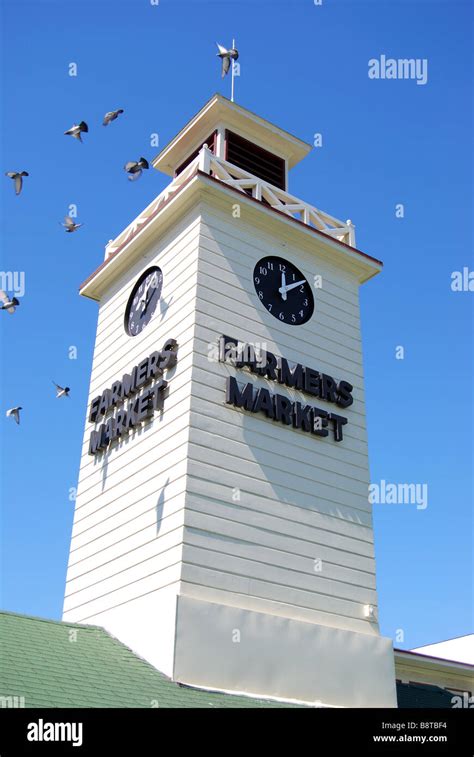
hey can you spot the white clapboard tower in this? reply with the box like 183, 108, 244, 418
63, 95, 397, 707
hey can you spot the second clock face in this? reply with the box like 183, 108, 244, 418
253, 256, 314, 325
125, 266, 163, 337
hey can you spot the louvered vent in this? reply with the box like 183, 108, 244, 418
175, 131, 217, 176
225, 130, 286, 190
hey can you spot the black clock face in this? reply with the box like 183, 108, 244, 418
253, 256, 314, 325
125, 266, 163, 337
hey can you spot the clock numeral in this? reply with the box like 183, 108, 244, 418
253, 257, 314, 327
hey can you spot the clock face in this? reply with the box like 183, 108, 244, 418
125, 266, 163, 337
253, 256, 314, 325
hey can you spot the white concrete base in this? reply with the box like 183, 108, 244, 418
173, 595, 397, 707
64, 585, 179, 679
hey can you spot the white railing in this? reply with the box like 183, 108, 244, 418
104, 153, 202, 257
105, 145, 355, 257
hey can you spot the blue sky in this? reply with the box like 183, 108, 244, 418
1, 0, 472, 650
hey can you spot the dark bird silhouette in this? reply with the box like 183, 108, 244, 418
216, 43, 239, 77
5, 171, 29, 195
0, 289, 20, 314
61, 216, 83, 233
6, 406, 22, 424
124, 157, 149, 181
64, 121, 89, 142
103, 109, 124, 126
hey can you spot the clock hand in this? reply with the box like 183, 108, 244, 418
141, 286, 155, 314
281, 271, 287, 301
278, 279, 307, 295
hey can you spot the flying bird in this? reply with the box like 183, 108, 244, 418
53, 382, 70, 398
6, 407, 22, 424
0, 289, 20, 314
61, 216, 83, 233
103, 109, 124, 126
124, 157, 149, 181
216, 43, 239, 77
5, 171, 29, 196
64, 121, 89, 142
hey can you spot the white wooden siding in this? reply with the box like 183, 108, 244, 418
63, 207, 201, 622
180, 200, 377, 631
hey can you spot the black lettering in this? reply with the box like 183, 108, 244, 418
98, 390, 111, 418
274, 394, 293, 425
147, 351, 163, 380
160, 339, 178, 370
312, 408, 329, 437
320, 374, 338, 403
104, 417, 116, 447
115, 408, 126, 436
252, 388, 275, 418
304, 368, 320, 396
336, 380, 354, 408
220, 335, 238, 363
125, 397, 139, 429
89, 396, 101, 423
293, 401, 313, 432
97, 423, 107, 450
110, 381, 122, 409
121, 373, 134, 398
256, 350, 278, 380
88, 429, 101, 455
278, 359, 304, 390
328, 412, 348, 442
226, 376, 254, 411
238, 343, 259, 373
150, 380, 168, 410
135, 358, 149, 389
137, 390, 154, 422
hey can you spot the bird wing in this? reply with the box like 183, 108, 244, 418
222, 55, 231, 77
64, 216, 74, 228
128, 170, 142, 181
52, 381, 62, 390
14, 175, 23, 195
0, 289, 8, 306
5, 172, 16, 178
216, 43, 227, 55
124, 161, 137, 172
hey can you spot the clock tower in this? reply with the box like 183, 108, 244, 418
63, 94, 397, 707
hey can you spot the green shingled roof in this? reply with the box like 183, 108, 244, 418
0, 611, 299, 708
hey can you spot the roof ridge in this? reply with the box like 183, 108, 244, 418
0, 609, 104, 632
412, 633, 474, 646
